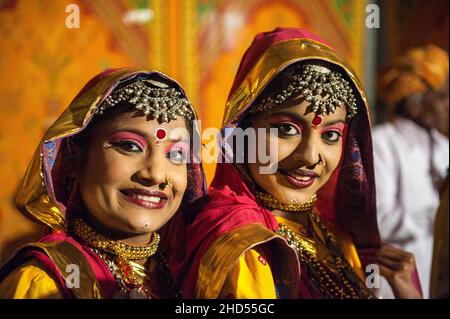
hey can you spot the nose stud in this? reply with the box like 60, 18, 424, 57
306, 154, 326, 170
158, 176, 174, 191
317, 154, 326, 167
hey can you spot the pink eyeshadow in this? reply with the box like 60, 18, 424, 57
321, 123, 346, 133
164, 141, 190, 154
108, 131, 148, 148
268, 114, 303, 132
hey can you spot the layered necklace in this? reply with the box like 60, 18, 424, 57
71, 218, 179, 299
256, 192, 375, 299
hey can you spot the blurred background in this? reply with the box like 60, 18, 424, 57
0, 0, 448, 266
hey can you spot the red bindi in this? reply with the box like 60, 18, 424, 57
155, 127, 167, 142
312, 115, 322, 127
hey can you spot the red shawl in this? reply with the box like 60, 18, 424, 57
175, 28, 382, 298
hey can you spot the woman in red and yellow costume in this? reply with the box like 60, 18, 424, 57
175, 28, 422, 299
0, 68, 206, 298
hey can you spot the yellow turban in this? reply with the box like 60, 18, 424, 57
379, 45, 449, 106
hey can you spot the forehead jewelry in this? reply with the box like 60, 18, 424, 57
155, 127, 167, 145
250, 64, 358, 125
97, 78, 194, 123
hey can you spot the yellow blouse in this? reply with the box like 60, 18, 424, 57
0, 259, 62, 299
219, 215, 365, 298
219, 248, 277, 298
0, 256, 163, 299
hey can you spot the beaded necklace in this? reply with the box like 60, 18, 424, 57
257, 192, 375, 299
71, 218, 179, 299
71, 218, 159, 260
92, 248, 179, 299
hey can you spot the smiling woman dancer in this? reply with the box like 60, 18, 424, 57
176, 28, 422, 299
0, 68, 206, 299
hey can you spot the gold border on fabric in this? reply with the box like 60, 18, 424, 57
22, 241, 103, 299
195, 223, 299, 299
222, 38, 370, 127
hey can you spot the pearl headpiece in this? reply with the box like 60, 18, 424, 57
250, 64, 358, 120
96, 78, 194, 123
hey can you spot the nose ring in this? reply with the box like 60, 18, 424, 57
159, 176, 174, 191
317, 154, 326, 167
308, 154, 325, 169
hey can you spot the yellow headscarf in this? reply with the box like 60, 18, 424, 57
15, 68, 206, 231
379, 45, 449, 106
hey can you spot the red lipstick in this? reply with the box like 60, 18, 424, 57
120, 188, 168, 209
281, 169, 318, 188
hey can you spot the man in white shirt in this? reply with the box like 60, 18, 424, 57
373, 45, 449, 299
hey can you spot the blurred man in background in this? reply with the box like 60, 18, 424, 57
373, 45, 449, 298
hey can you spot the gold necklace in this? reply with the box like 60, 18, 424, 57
277, 214, 375, 299
71, 218, 160, 260
255, 192, 374, 298
92, 247, 150, 298
92, 248, 179, 299
255, 192, 317, 212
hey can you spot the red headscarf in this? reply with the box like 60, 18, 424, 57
175, 28, 381, 298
